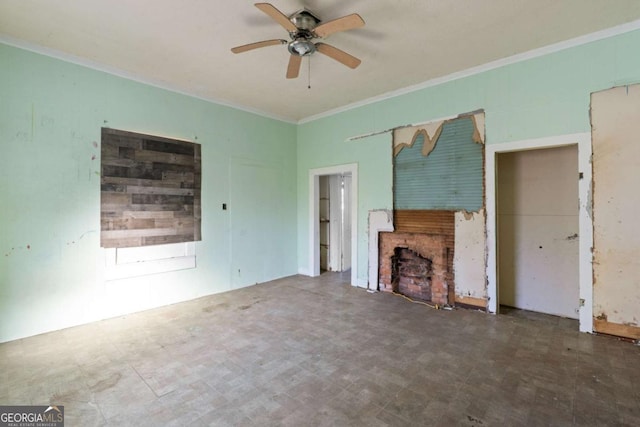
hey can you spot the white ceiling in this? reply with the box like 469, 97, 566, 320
2, 0, 640, 123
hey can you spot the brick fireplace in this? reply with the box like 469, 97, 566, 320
379, 232, 451, 304
392, 248, 434, 302
377, 210, 455, 305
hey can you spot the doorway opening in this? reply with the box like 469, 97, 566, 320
497, 145, 579, 319
319, 173, 352, 273
309, 164, 358, 286
485, 133, 593, 332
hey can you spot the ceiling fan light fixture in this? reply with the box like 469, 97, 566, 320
232, 3, 365, 78
288, 38, 316, 56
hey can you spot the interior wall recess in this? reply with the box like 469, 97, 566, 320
386, 111, 487, 307
100, 128, 202, 248
485, 133, 593, 332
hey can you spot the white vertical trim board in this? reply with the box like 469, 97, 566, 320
328, 174, 343, 271
367, 210, 394, 291
485, 133, 593, 332
308, 164, 359, 286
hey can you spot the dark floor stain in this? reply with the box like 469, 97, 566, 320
89, 372, 122, 393
467, 415, 484, 425
202, 302, 230, 312
238, 300, 261, 310
51, 389, 81, 402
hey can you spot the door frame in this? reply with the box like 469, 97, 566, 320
309, 163, 358, 286
485, 133, 593, 332
328, 174, 343, 272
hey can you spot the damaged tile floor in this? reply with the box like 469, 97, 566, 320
1, 272, 639, 426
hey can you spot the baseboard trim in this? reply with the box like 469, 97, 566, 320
455, 295, 487, 309
593, 319, 640, 340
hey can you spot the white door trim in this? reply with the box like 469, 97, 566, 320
486, 133, 593, 332
309, 164, 358, 286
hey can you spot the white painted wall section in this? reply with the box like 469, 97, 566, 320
591, 84, 640, 329
453, 209, 487, 300
367, 210, 394, 291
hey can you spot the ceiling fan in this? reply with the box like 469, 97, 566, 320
231, 3, 365, 79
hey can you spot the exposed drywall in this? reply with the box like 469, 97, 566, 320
392, 111, 485, 156
453, 209, 486, 306
497, 146, 579, 319
591, 84, 640, 336
393, 123, 443, 157
0, 43, 297, 342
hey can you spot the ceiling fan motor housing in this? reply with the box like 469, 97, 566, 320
290, 9, 321, 31
287, 9, 320, 56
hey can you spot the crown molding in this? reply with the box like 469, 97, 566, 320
298, 19, 640, 124
3, 18, 640, 127
0, 35, 297, 125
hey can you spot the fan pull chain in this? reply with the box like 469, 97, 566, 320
308, 56, 311, 89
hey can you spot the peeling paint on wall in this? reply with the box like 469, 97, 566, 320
461, 210, 475, 221
470, 113, 485, 144
591, 84, 640, 338
393, 116, 484, 211
392, 122, 443, 157
392, 111, 485, 157
386, 112, 488, 306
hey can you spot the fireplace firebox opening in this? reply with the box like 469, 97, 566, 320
391, 247, 433, 302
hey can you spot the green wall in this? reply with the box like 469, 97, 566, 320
3, 28, 640, 342
296, 29, 640, 286
0, 44, 297, 342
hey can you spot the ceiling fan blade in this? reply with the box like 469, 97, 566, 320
314, 13, 365, 38
315, 43, 361, 69
231, 39, 286, 54
255, 3, 297, 33
286, 54, 302, 79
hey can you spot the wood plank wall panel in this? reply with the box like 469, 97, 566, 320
100, 128, 201, 248
394, 210, 455, 235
